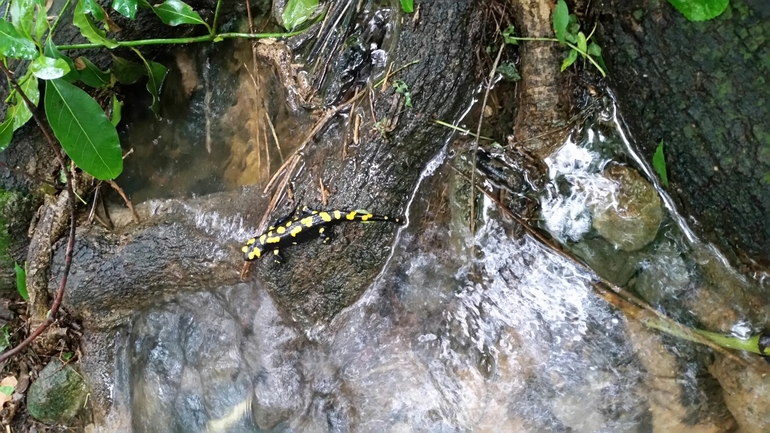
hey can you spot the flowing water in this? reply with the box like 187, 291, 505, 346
102, 19, 769, 432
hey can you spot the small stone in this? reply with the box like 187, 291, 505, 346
27, 360, 88, 424
590, 166, 663, 252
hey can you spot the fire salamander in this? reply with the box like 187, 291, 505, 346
242, 207, 404, 262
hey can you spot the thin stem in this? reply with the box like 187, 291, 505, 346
564, 42, 606, 77
432, 120, 495, 142
56, 30, 307, 51
212, 0, 223, 35
47, 0, 72, 43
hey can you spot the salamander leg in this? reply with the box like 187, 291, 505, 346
318, 226, 334, 244
272, 249, 284, 264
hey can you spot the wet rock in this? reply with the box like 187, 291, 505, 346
27, 360, 88, 424
633, 239, 691, 308
568, 235, 646, 286
590, 165, 663, 252
709, 354, 770, 433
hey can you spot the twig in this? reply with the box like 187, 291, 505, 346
0, 63, 77, 363
0, 161, 58, 188
461, 169, 758, 368
108, 180, 139, 224
264, 111, 284, 163
263, 87, 368, 194
470, 43, 504, 236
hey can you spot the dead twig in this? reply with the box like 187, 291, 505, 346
0, 62, 78, 363
107, 180, 139, 224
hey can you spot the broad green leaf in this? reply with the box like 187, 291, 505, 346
113, 0, 140, 19
73, 1, 118, 48
33, 3, 49, 42
400, 0, 413, 13
10, 0, 36, 39
44, 39, 79, 82
0, 386, 13, 396
282, 0, 318, 31
80, 0, 106, 21
552, 0, 569, 45
14, 263, 27, 301
144, 60, 168, 115
667, 0, 729, 22
560, 48, 578, 72
13, 74, 39, 130
44, 79, 123, 180
653, 140, 669, 187
0, 18, 38, 59
0, 117, 14, 152
577, 31, 587, 58
152, 0, 207, 26
75, 56, 111, 88
110, 94, 122, 126
29, 55, 70, 80
112, 55, 146, 84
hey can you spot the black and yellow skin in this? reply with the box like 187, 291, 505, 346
242, 207, 403, 262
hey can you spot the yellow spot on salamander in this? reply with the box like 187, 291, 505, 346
246, 238, 255, 245
276, 226, 286, 234
242, 246, 248, 253
266, 236, 281, 244
361, 214, 372, 221
286, 221, 293, 227
259, 234, 267, 245
320, 212, 332, 222
319, 227, 325, 233
346, 211, 357, 220
273, 249, 280, 255
290, 226, 303, 237
334, 210, 342, 219
301, 216, 314, 227
312, 210, 318, 214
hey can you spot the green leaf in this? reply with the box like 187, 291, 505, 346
73, 1, 118, 48
75, 56, 111, 88
502, 25, 518, 45
400, 0, 413, 13
152, 0, 207, 26
560, 48, 578, 72
80, 0, 106, 21
497, 61, 520, 82
44, 39, 79, 82
13, 74, 39, 131
0, 18, 39, 59
137, 55, 168, 115
567, 13, 580, 36
44, 79, 123, 180
110, 94, 122, 126
10, 0, 36, 39
113, 0, 140, 19
33, 3, 49, 42
667, 0, 729, 22
552, 0, 569, 45
587, 41, 602, 57
0, 117, 14, 152
14, 263, 27, 301
577, 31, 587, 57
29, 55, 70, 80
111, 55, 146, 84
0, 386, 13, 396
282, 0, 318, 31
653, 140, 669, 187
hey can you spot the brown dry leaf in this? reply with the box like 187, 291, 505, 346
0, 376, 18, 406
74, 57, 87, 71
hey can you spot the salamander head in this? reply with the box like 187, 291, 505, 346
242, 242, 262, 261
